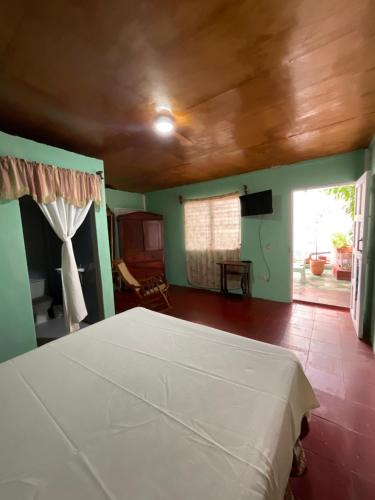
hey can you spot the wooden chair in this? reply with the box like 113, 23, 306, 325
114, 259, 171, 311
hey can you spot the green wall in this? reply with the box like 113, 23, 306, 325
0, 199, 37, 360
0, 131, 115, 362
105, 188, 144, 211
146, 151, 364, 303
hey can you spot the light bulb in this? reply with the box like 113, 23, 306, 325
153, 115, 175, 135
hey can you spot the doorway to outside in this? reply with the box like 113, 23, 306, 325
292, 184, 354, 308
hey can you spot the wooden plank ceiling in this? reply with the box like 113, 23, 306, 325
0, 0, 374, 192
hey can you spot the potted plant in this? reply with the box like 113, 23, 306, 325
310, 228, 325, 276
332, 232, 353, 270
332, 232, 352, 254
310, 257, 325, 275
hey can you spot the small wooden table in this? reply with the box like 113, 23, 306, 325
216, 260, 252, 296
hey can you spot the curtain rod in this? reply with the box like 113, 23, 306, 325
179, 185, 247, 204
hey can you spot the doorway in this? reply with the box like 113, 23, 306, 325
292, 185, 354, 308
19, 196, 103, 344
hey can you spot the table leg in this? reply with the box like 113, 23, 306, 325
220, 264, 224, 293
245, 266, 251, 296
224, 264, 228, 294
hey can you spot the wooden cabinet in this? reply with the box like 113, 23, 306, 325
117, 211, 164, 279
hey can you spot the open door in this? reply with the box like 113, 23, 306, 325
351, 171, 371, 337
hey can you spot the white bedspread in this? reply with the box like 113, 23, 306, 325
0, 307, 318, 500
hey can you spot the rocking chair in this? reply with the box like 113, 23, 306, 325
114, 259, 171, 311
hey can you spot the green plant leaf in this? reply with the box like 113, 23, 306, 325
331, 231, 350, 249
324, 185, 355, 220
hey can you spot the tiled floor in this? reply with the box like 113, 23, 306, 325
293, 266, 351, 308
153, 286, 375, 500
35, 318, 89, 346
36, 317, 89, 339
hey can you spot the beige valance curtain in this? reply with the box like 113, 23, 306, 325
184, 193, 241, 289
0, 156, 102, 208
0, 155, 102, 334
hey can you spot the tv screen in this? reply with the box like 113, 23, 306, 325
240, 190, 273, 216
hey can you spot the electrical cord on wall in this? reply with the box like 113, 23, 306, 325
258, 216, 271, 282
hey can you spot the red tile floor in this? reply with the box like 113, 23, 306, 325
117, 286, 375, 500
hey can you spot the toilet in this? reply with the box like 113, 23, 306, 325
29, 278, 53, 325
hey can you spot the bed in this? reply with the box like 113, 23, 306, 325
0, 307, 318, 500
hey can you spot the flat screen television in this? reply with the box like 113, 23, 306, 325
240, 189, 273, 216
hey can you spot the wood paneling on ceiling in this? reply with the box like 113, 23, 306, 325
0, 0, 374, 192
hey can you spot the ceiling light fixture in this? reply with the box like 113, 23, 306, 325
153, 112, 175, 136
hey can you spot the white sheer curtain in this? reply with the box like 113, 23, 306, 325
184, 193, 241, 288
38, 197, 92, 333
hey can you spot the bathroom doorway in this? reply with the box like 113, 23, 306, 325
19, 196, 103, 344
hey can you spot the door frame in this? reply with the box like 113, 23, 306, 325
290, 181, 355, 305
87, 204, 105, 322
350, 170, 372, 337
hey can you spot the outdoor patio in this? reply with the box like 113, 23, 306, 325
293, 263, 351, 308
293, 186, 354, 309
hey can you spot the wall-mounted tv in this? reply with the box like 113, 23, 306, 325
240, 189, 273, 216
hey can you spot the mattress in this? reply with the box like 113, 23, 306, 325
0, 307, 319, 500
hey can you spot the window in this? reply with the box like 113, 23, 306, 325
184, 193, 241, 288
184, 193, 241, 251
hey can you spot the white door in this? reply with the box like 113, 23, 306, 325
350, 171, 371, 337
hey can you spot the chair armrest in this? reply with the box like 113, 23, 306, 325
139, 275, 167, 285
138, 275, 169, 296
139, 276, 159, 285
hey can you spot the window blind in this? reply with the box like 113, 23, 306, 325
184, 193, 241, 288
184, 193, 241, 251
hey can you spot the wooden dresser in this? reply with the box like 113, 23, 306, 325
117, 211, 165, 280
